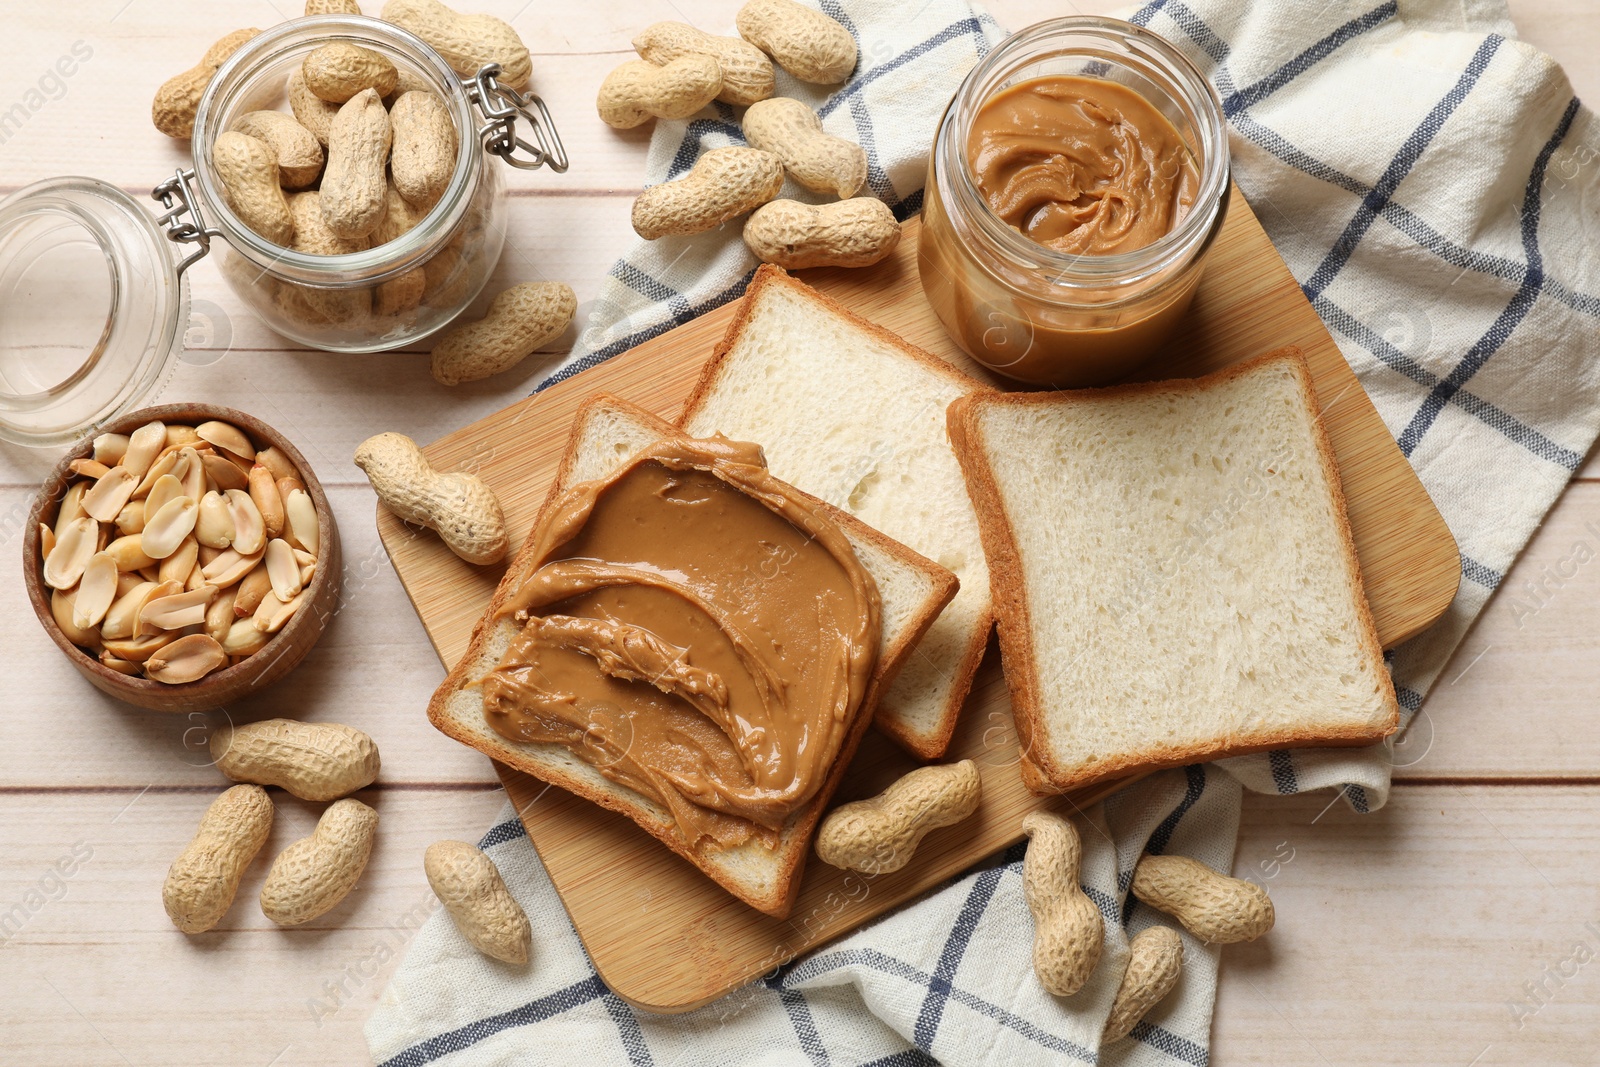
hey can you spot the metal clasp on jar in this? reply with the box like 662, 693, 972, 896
467, 64, 568, 173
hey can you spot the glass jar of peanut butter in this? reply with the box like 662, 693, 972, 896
919, 17, 1230, 387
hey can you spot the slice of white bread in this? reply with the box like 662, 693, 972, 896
428, 395, 958, 917
947, 348, 1399, 794
679, 265, 996, 760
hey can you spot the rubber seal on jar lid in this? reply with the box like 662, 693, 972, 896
0, 176, 186, 447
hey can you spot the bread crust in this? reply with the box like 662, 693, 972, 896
947, 347, 1400, 795
680, 263, 996, 761
426, 394, 958, 916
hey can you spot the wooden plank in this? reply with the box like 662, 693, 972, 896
0, 0, 1594, 1060
1403, 481, 1600, 778
1216, 785, 1600, 1066
0, 787, 506, 1067
376, 195, 1459, 1011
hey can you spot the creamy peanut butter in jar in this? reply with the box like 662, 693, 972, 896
919, 17, 1230, 387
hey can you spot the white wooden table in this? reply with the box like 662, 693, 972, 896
0, 2, 1596, 1064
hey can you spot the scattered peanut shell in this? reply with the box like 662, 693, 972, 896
162, 784, 274, 933
1104, 926, 1184, 1041
152, 29, 261, 139
744, 198, 901, 270
1021, 810, 1103, 997
633, 21, 775, 106
736, 0, 857, 83
1129, 854, 1275, 944
380, 0, 532, 90
212, 719, 380, 801
632, 147, 783, 240
353, 433, 507, 565
260, 798, 379, 926
742, 96, 866, 198
815, 760, 980, 874
425, 840, 532, 965
430, 282, 576, 385
597, 56, 723, 130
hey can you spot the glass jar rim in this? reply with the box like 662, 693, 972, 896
938, 15, 1231, 287
191, 15, 481, 286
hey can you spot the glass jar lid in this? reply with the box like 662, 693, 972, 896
0, 176, 185, 447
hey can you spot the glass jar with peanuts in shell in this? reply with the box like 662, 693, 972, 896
0, 15, 567, 446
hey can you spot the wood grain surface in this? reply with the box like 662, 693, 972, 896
377, 196, 1458, 1011
0, 1, 1594, 1063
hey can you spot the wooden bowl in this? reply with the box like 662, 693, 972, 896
22, 404, 342, 713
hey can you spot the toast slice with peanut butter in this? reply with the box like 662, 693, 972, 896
428, 395, 958, 918
680, 265, 997, 761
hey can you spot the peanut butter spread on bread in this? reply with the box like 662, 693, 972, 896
482, 435, 881, 850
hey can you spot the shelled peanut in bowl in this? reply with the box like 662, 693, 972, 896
24, 406, 341, 713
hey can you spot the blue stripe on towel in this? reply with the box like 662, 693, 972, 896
911, 865, 1005, 1048
377, 975, 611, 1067
1303, 35, 1505, 302
1129, 1019, 1211, 1066
1397, 97, 1582, 457
476, 818, 527, 850
1222, 1, 1398, 117
791, 947, 1097, 1063
1268, 751, 1300, 795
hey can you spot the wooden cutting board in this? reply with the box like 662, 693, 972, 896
376, 190, 1459, 1013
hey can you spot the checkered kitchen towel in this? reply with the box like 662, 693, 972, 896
368, 0, 1600, 1063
